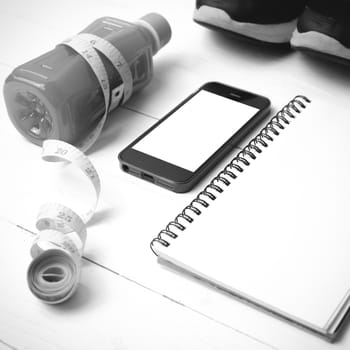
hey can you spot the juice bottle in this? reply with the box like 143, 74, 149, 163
3, 13, 171, 146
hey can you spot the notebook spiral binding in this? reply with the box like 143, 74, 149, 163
150, 95, 311, 255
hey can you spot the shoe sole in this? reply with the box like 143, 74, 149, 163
193, 6, 298, 44
291, 30, 350, 63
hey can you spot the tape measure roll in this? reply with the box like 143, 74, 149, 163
27, 34, 134, 303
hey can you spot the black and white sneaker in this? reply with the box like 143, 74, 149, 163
291, 0, 350, 63
193, 0, 307, 44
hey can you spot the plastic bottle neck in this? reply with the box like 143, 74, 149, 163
135, 13, 172, 55
135, 20, 162, 55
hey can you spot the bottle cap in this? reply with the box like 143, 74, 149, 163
138, 13, 172, 54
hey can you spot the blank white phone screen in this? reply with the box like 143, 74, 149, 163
132, 90, 259, 172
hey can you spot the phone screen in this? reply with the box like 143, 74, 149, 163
132, 89, 259, 172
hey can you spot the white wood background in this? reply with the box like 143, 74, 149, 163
1, 1, 350, 349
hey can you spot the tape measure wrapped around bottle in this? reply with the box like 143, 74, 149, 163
26, 27, 131, 303
12, 14, 172, 303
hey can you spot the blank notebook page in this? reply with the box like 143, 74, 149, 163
159, 97, 350, 330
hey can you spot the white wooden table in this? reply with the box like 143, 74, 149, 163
1, 1, 350, 349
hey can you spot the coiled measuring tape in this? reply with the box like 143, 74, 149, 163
27, 34, 133, 303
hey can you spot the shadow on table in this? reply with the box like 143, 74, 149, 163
204, 28, 350, 82
49, 283, 92, 312
299, 49, 350, 84
204, 28, 292, 61
88, 208, 115, 227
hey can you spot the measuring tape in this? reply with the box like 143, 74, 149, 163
27, 34, 133, 303
61, 33, 133, 152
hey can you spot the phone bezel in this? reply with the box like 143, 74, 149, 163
118, 82, 270, 192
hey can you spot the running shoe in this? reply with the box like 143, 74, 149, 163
291, 0, 350, 63
193, 0, 307, 44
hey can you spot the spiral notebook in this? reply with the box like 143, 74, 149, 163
150, 95, 350, 341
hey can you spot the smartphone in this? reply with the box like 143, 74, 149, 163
118, 82, 270, 193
